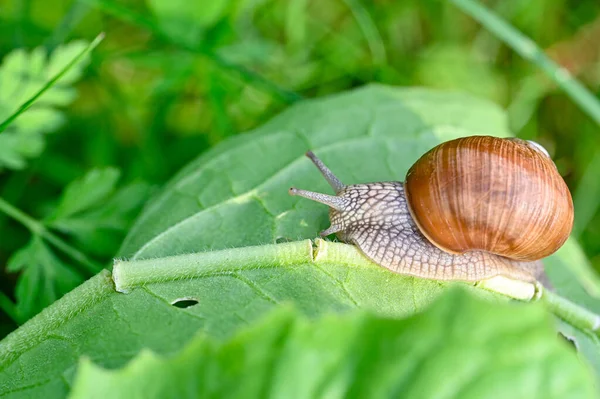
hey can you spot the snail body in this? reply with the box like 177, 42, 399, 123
289, 136, 574, 283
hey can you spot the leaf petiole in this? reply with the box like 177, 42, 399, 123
114, 238, 600, 338
113, 240, 314, 293
0, 197, 101, 274
543, 289, 600, 333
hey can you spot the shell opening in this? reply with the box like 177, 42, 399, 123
526, 140, 551, 158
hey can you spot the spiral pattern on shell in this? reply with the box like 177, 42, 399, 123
404, 136, 574, 261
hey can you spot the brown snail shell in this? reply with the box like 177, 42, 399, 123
404, 136, 574, 261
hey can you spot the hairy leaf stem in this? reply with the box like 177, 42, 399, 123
114, 238, 600, 337
542, 289, 600, 333
113, 240, 314, 293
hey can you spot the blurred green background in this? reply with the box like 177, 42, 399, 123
1, 0, 600, 336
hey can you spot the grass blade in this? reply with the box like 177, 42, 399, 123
450, 0, 600, 126
342, 0, 387, 66
0, 33, 104, 134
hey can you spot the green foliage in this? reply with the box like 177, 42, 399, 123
46, 168, 153, 257
49, 168, 121, 221
1, 1, 600, 397
115, 85, 600, 384
0, 242, 448, 399
6, 236, 82, 323
0, 41, 90, 170
68, 289, 595, 399
2, 167, 152, 323
1, 87, 599, 398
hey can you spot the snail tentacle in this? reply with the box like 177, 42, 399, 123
305, 151, 345, 193
289, 188, 346, 211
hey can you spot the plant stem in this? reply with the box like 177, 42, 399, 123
0, 197, 101, 274
113, 240, 314, 293
450, 0, 600, 126
0, 197, 43, 234
542, 289, 600, 333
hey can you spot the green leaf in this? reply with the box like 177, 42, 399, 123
1, 86, 598, 398
68, 288, 595, 399
0, 39, 95, 170
6, 236, 83, 323
46, 168, 154, 257
49, 168, 121, 221
0, 133, 45, 170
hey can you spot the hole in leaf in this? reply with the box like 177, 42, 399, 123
558, 332, 578, 350
275, 236, 293, 244
170, 297, 199, 308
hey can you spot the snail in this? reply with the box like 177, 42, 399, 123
289, 136, 574, 284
